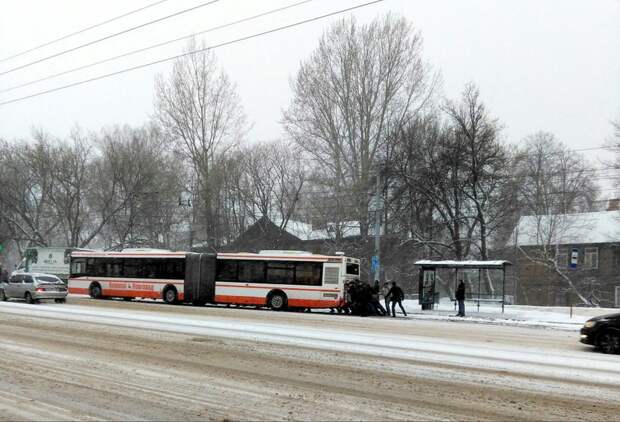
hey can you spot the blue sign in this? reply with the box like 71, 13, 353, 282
570, 248, 578, 268
371, 255, 379, 272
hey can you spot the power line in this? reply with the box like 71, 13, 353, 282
0, 0, 224, 78
0, 0, 315, 95
0, 0, 386, 107
0, 0, 172, 64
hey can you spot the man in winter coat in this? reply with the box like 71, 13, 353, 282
387, 281, 407, 317
456, 280, 466, 317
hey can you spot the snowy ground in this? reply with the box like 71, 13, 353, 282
401, 298, 618, 330
0, 296, 619, 420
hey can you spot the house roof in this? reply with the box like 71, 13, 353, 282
512, 210, 620, 246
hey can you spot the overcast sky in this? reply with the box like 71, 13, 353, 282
0, 0, 618, 186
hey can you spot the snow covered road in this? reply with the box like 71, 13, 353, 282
1, 297, 619, 420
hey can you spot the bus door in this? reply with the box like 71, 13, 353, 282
322, 263, 343, 303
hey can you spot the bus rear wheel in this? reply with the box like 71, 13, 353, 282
268, 292, 287, 311
89, 283, 103, 299
163, 287, 178, 305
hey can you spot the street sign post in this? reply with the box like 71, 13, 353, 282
371, 255, 379, 273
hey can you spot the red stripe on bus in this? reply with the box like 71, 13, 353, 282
215, 295, 340, 308
69, 287, 185, 301
288, 298, 341, 308
215, 295, 267, 306
69, 287, 89, 295
70, 277, 182, 285
216, 284, 340, 293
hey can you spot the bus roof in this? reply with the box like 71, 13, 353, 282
218, 252, 348, 262
71, 250, 358, 263
71, 251, 187, 258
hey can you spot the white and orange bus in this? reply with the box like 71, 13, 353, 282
68, 249, 360, 310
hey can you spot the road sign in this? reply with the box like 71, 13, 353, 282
570, 248, 578, 268
371, 255, 379, 272
369, 194, 384, 212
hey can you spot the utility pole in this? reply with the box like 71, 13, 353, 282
373, 171, 381, 282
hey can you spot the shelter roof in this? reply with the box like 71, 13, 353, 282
414, 260, 511, 269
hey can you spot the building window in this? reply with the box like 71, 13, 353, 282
584, 247, 599, 269
613, 250, 620, 269
555, 249, 568, 268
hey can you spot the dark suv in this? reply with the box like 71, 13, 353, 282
580, 313, 620, 354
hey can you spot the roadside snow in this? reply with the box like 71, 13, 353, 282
401, 299, 618, 330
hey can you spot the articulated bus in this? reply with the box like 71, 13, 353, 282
68, 250, 360, 310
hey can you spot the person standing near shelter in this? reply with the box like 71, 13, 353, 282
387, 281, 407, 317
456, 280, 466, 317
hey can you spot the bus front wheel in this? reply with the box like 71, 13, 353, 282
268, 292, 287, 311
163, 287, 178, 305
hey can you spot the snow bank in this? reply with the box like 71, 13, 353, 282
402, 298, 618, 330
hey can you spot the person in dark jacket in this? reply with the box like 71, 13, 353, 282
371, 280, 388, 316
455, 280, 466, 317
387, 281, 407, 317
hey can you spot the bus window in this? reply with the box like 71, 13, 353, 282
346, 263, 359, 276
71, 259, 86, 276
295, 262, 322, 286
238, 261, 265, 283
123, 258, 141, 278
216, 260, 238, 281
266, 262, 295, 284
106, 259, 123, 277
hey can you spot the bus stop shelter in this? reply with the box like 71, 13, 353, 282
415, 260, 512, 313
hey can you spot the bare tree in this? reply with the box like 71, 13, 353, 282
154, 38, 247, 248
93, 124, 184, 250
283, 14, 439, 237
516, 132, 598, 215
443, 83, 513, 262
392, 114, 474, 260
514, 133, 601, 304
238, 141, 305, 229
0, 133, 59, 250
48, 127, 93, 247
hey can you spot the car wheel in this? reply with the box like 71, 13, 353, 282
0, 289, 6, 301
54, 298, 66, 303
123, 297, 132, 302
597, 331, 620, 354
268, 292, 287, 311
163, 287, 178, 305
89, 283, 103, 299
25, 292, 35, 304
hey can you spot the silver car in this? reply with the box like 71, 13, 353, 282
0, 273, 67, 304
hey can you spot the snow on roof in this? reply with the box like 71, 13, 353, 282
512, 211, 620, 247
276, 219, 361, 240
415, 260, 511, 269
